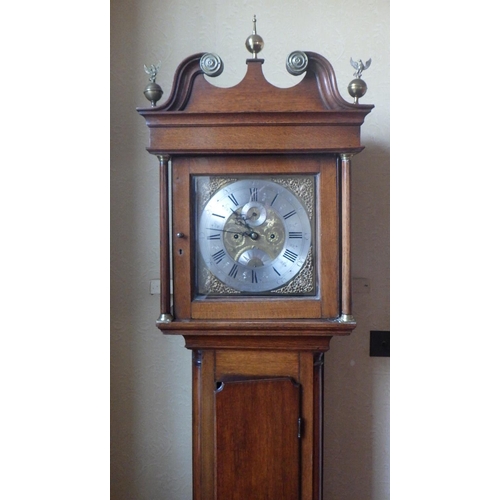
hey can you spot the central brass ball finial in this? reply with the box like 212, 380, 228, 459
245, 15, 264, 58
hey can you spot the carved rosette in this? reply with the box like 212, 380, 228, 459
286, 51, 309, 76
200, 53, 224, 77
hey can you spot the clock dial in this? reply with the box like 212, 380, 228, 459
196, 177, 315, 294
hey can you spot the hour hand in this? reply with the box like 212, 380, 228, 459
207, 227, 259, 240
233, 213, 252, 231
208, 227, 257, 239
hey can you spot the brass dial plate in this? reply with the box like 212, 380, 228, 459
195, 176, 316, 296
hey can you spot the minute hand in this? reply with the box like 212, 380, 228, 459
207, 228, 250, 236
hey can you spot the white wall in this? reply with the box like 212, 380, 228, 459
111, 0, 389, 498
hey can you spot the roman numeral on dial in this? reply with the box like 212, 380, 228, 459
251, 270, 258, 283
250, 187, 258, 201
283, 249, 298, 263
288, 232, 303, 239
228, 193, 238, 206
283, 209, 297, 220
228, 264, 238, 279
212, 249, 226, 264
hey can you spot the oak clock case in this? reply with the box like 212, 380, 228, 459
138, 29, 373, 500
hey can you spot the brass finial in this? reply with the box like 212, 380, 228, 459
143, 62, 163, 107
245, 15, 264, 58
347, 58, 372, 104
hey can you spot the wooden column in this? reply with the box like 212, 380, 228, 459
157, 154, 173, 324
340, 153, 355, 322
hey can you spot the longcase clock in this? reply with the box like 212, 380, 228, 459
138, 20, 373, 500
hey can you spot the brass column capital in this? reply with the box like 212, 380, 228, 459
339, 152, 355, 161
157, 154, 172, 165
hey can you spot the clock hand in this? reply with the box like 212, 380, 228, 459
233, 213, 252, 230
207, 227, 256, 239
207, 227, 247, 235
207, 227, 260, 240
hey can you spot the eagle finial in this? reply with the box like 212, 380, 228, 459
144, 62, 161, 83
350, 57, 371, 79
